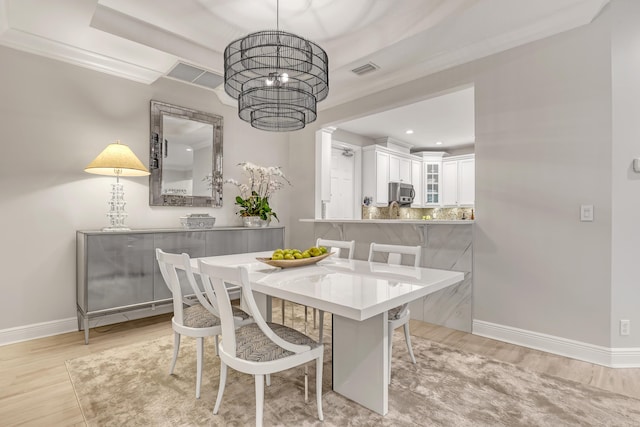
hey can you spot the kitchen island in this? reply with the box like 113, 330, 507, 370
300, 219, 473, 332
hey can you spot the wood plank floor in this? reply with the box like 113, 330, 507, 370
1, 303, 639, 426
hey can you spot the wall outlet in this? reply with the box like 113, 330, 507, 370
580, 204, 594, 221
620, 319, 630, 336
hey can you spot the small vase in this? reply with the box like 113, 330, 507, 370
242, 216, 270, 228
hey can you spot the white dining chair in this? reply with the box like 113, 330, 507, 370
280, 239, 355, 342
155, 249, 253, 399
198, 260, 324, 427
368, 243, 421, 382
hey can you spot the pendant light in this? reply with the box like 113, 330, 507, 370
223, 0, 329, 132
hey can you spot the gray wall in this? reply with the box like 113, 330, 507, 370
0, 45, 290, 331
289, 2, 639, 349
610, 0, 640, 348
4, 0, 639, 351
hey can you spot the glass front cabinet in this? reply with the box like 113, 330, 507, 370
425, 162, 440, 205
418, 152, 446, 207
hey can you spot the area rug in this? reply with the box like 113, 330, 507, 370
66, 330, 640, 426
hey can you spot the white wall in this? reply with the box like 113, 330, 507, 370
0, 45, 289, 332
289, 3, 639, 350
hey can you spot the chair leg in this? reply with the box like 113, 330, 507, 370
169, 332, 180, 375
404, 322, 417, 364
214, 335, 219, 356
388, 325, 394, 383
195, 337, 204, 399
281, 299, 285, 324
313, 308, 317, 329
255, 374, 265, 427
266, 374, 271, 387
305, 367, 309, 402
213, 361, 227, 415
316, 354, 324, 421
318, 310, 325, 344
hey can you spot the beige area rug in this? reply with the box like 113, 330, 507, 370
66, 325, 640, 426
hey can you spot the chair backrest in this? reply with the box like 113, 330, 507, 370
156, 249, 190, 324
368, 243, 422, 267
197, 260, 312, 358
316, 238, 355, 259
155, 249, 220, 324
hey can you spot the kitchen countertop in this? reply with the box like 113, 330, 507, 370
299, 219, 474, 225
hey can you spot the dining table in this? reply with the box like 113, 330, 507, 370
191, 250, 464, 416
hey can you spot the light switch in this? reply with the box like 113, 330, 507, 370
580, 204, 594, 222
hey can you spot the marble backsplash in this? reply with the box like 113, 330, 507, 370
362, 206, 474, 220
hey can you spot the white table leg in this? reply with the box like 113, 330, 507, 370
252, 292, 272, 322
333, 311, 389, 415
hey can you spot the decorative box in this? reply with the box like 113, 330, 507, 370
180, 213, 216, 229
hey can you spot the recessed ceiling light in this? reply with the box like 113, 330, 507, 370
405, 130, 414, 134
186, 148, 193, 151
435, 141, 443, 145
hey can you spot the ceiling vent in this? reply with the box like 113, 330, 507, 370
166, 62, 224, 90
351, 62, 380, 76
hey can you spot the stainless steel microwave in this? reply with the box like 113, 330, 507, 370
388, 182, 415, 206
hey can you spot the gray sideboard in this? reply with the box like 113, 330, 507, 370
76, 227, 285, 343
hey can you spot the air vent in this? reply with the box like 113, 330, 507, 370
351, 62, 380, 76
166, 62, 224, 90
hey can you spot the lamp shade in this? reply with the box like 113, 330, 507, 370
84, 140, 150, 177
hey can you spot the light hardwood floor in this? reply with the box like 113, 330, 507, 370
1, 304, 639, 426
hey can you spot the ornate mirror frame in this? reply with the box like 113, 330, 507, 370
149, 100, 223, 207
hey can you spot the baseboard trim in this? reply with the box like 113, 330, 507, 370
473, 320, 640, 368
0, 317, 78, 346
0, 305, 173, 347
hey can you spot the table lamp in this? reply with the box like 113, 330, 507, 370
84, 140, 150, 231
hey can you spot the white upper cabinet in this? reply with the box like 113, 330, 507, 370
411, 159, 423, 207
441, 154, 475, 206
458, 157, 475, 205
390, 155, 411, 183
363, 145, 474, 208
363, 145, 414, 206
418, 152, 446, 206
375, 151, 390, 204
363, 147, 390, 206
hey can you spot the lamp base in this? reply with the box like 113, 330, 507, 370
105, 181, 129, 231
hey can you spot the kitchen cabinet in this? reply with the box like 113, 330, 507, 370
363, 146, 412, 206
411, 159, 423, 206
362, 148, 390, 206
390, 155, 411, 183
442, 154, 475, 206
417, 152, 445, 206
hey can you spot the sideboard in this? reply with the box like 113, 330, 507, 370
76, 227, 285, 343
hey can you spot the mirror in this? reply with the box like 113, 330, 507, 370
149, 100, 223, 207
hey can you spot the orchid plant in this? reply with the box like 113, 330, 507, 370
223, 162, 290, 222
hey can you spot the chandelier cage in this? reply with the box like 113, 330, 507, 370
224, 29, 329, 132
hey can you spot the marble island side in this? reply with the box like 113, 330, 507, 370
301, 218, 473, 333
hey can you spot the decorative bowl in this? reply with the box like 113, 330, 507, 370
180, 213, 216, 229
256, 252, 333, 268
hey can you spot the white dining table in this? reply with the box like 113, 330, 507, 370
192, 251, 464, 415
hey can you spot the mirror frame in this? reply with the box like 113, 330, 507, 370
149, 100, 223, 207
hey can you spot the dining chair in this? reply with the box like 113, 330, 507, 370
198, 260, 324, 427
155, 249, 253, 399
368, 243, 421, 382
280, 239, 355, 343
